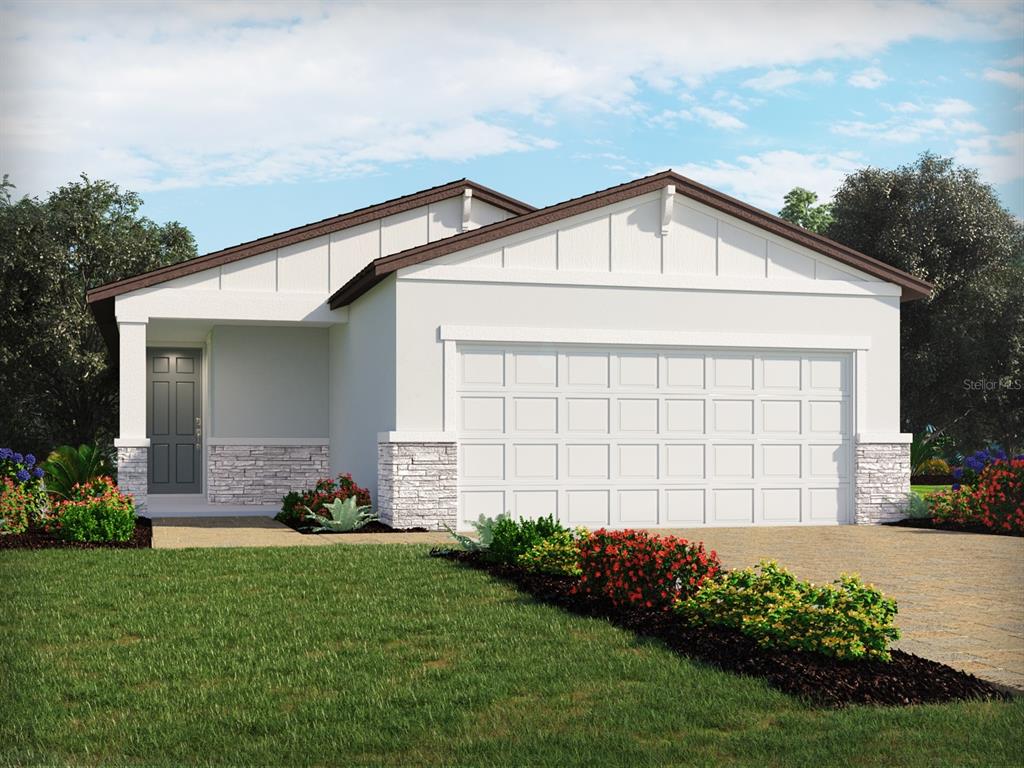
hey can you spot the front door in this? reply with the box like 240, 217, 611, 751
147, 348, 202, 494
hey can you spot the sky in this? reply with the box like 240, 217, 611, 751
1, 0, 1023, 254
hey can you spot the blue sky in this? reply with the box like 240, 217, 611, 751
2, 1, 1022, 254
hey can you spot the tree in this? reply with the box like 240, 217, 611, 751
778, 187, 833, 233
0, 175, 196, 458
825, 153, 1024, 453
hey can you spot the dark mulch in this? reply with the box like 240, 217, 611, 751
910, 475, 954, 486
0, 517, 153, 550
430, 549, 1014, 708
280, 518, 430, 535
885, 517, 1020, 537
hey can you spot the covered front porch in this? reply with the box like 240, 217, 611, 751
110, 287, 346, 516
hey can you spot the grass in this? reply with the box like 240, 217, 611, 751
912, 484, 950, 498
2, 546, 1021, 767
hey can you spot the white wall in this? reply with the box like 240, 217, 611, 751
209, 325, 329, 439
393, 279, 902, 435
329, 278, 397, 499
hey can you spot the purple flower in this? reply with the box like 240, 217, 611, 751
33, 467, 44, 478
0, 448, 11, 460
15, 468, 29, 482
13, 453, 23, 463
952, 467, 963, 480
952, 483, 961, 491
25, 453, 35, 467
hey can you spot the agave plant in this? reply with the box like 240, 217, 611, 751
443, 512, 508, 552
41, 444, 115, 501
301, 496, 377, 533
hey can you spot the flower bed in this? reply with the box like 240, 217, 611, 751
430, 547, 1008, 708
0, 517, 152, 549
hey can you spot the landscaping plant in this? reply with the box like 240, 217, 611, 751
952, 448, 1021, 488
40, 443, 114, 500
517, 528, 589, 576
300, 496, 377, 533
931, 458, 1024, 535
278, 473, 371, 524
0, 477, 32, 534
444, 512, 507, 552
486, 514, 566, 565
0, 447, 47, 523
47, 476, 136, 543
573, 529, 720, 610
676, 560, 900, 661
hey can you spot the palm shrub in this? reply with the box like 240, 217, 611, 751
301, 496, 376, 533
444, 513, 507, 552
676, 560, 900, 661
41, 444, 114, 501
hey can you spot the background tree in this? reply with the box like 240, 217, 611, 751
778, 187, 833, 233
824, 153, 1024, 453
0, 175, 196, 458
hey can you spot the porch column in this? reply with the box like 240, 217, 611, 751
114, 321, 149, 515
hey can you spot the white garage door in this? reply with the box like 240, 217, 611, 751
456, 344, 852, 528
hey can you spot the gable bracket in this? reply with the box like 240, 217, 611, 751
461, 188, 474, 232
661, 184, 675, 236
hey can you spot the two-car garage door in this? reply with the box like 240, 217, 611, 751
457, 344, 852, 528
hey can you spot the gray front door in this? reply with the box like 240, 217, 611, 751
147, 349, 202, 494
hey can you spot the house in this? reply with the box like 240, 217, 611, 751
87, 171, 931, 529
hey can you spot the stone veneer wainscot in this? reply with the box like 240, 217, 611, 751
116, 445, 149, 515
854, 439, 912, 524
377, 438, 457, 531
207, 444, 329, 505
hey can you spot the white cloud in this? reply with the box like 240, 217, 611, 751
933, 98, 976, 116
0, 0, 1020, 193
668, 150, 863, 212
996, 54, 1024, 67
848, 66, 889, 89
954, 132, 1024, 185
650, 106, 746, 131
742, 68, 834, 92
984, 68, 1024, 89
831, 98, 983, 143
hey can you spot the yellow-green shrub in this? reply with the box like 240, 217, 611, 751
676, 560, 900, 661
516, 529, 587, 576
916, 457, 951, 475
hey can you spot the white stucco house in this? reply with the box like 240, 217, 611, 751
87, 171, 931, 529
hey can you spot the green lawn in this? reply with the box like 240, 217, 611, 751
912, 484, 950, 498
2, 546, 1021, 767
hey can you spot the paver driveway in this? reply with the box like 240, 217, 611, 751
665, 525, 1024, 690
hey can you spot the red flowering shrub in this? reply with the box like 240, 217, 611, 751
930, 458, 1023, 535
277, 473, 371, 524
572, 529, 721, 611
46, 476, 136, 542
1, 477, 32, 535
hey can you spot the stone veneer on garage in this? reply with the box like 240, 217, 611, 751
116, 446, 149, 515
377, 441, 457, 530
207, 444, 330, 505
854, 441, 912, 524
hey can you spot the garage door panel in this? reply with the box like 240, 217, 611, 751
513, 397, 557, 432
616, 489, 659, 525
566, 398, 610, 432
457, 344, 852, 528
566, 489, 609, 525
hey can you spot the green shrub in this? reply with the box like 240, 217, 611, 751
0, 478, 31, 534
487, 514, 566, 564
676, 560, 900, 661
301, 496, 376, 533
49, 476, 136, 543
517, 528, 588, 576
278, 473, 371, 524
41, 444, 114, 501
905, 493, 932, 519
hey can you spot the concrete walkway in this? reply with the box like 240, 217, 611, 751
151, 516, 451, 548
151, 517, 1023, 690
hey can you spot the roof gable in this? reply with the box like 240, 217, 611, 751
328, 170, 932, 308
86, 178, 534, 304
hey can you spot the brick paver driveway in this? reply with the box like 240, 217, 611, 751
664, 526, 1024, 690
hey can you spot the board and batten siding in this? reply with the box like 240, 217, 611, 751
157, 196, 513, 296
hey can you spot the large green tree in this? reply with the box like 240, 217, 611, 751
823, 153, 1024, 452
0, 175, 196, 457
778, 187, 833, 234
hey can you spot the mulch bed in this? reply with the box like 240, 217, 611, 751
885, 518, 1021, 537
280, 519, 430, 535
910, 475, 954, 486
0, 517, 153, 550
430, 549, 1014, 708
